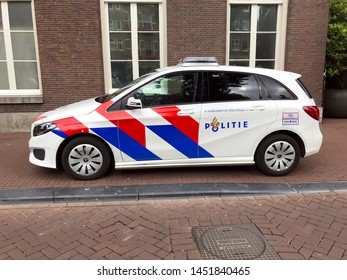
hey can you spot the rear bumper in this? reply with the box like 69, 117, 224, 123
304, 127, 323, 157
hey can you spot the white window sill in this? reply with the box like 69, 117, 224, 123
0, 95, 43, 104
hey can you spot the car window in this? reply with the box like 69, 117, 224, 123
260, 75, 297, 100
102, 72, 157, 104
205, 72, 261, 102
132, 72, 198, 108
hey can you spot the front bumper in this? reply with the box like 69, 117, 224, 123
29, 132, 65, 169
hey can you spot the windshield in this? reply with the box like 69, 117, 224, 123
96, 72, 157, 103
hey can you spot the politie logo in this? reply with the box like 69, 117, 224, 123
205, 117, 249, 132
210, 117, 220, 131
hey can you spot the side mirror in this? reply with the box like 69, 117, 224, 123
126, 96, 142, 109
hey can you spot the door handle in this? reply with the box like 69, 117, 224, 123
177, 110, 195, 116
248, 105, 266, 111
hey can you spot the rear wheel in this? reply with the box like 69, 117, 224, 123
62, 136, 111, 180
255, 134, 300, 176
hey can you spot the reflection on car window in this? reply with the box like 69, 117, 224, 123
260, 75, 296, 100
206, 72, 261, 102
137, 72, 198, 107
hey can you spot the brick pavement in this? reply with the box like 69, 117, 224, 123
0, 118, 346, 189
0, 192, 346, 260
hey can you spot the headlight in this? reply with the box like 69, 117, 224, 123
33, 122, 57, 136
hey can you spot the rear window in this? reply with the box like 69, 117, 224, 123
296, 79, 313, 98
260, 75, 297, 100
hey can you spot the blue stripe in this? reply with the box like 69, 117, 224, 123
92, 127, 161, 161
147, 125, 213, 159
52, 129, 68, 139
118, 130, 161, 161
198, 146, 214, 158
86, 126, 213, 161
91, 127, 120, 148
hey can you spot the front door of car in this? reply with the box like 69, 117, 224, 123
199, 71, 279, 158
118, 71, 210, 162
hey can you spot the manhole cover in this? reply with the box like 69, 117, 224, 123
193, 224, 280, 260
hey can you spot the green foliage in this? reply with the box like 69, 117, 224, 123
326, 0, 347, 87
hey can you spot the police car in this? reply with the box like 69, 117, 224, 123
29, 57, 323, 180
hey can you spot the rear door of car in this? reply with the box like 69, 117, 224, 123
199, 71, 279, 158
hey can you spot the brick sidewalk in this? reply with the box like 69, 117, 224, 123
0, 192, 346, 260
0, 118, 346, 189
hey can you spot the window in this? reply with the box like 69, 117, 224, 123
206, 72, 261, 102
102, 1, 165, 92
133, 72, 198, 108
260, 75, 296, 100
0, 1, 40, 97
227, 0, 288, 70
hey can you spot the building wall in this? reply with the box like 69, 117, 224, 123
0, 0, 104, 114
285, 0, 329, 105
166, 0, 227, 65
0, 0, 329, 121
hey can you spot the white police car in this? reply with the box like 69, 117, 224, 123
29, 57, 323, 180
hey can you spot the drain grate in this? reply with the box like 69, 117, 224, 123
192, 224, 280, 260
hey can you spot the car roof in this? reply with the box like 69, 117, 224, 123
156, 64, 301, 80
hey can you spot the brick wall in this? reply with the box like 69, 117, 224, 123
285, 0, 329, 105
166, 0, 227, 65
0, 0, 104, 113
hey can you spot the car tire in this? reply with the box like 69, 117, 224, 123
62, 136, 111, 180
255, 134, 300, 176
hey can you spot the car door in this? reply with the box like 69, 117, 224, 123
199, 71, 279, 158
118, 71, 209, 162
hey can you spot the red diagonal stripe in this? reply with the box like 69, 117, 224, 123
95, 100, 146, 147
118, 111, 146, 147
96, 100, 118, 126
152, 106, 199, 143
54, 117, 89, 136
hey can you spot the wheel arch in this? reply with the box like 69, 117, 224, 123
56, 133, 115, 170
254, 130, 306, 160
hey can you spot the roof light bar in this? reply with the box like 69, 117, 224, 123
177, 56, 219, 66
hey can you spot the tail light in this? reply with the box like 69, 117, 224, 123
303, 106, 320, 121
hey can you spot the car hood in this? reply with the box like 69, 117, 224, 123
33, 97, 100, 124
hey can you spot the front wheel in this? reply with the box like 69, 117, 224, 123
255, 134, 300, 176
62, 136, 111, 180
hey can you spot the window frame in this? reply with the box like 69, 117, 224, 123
100, 0, 167, 94
226, 0, 288, 70
0, 0, 42, 102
